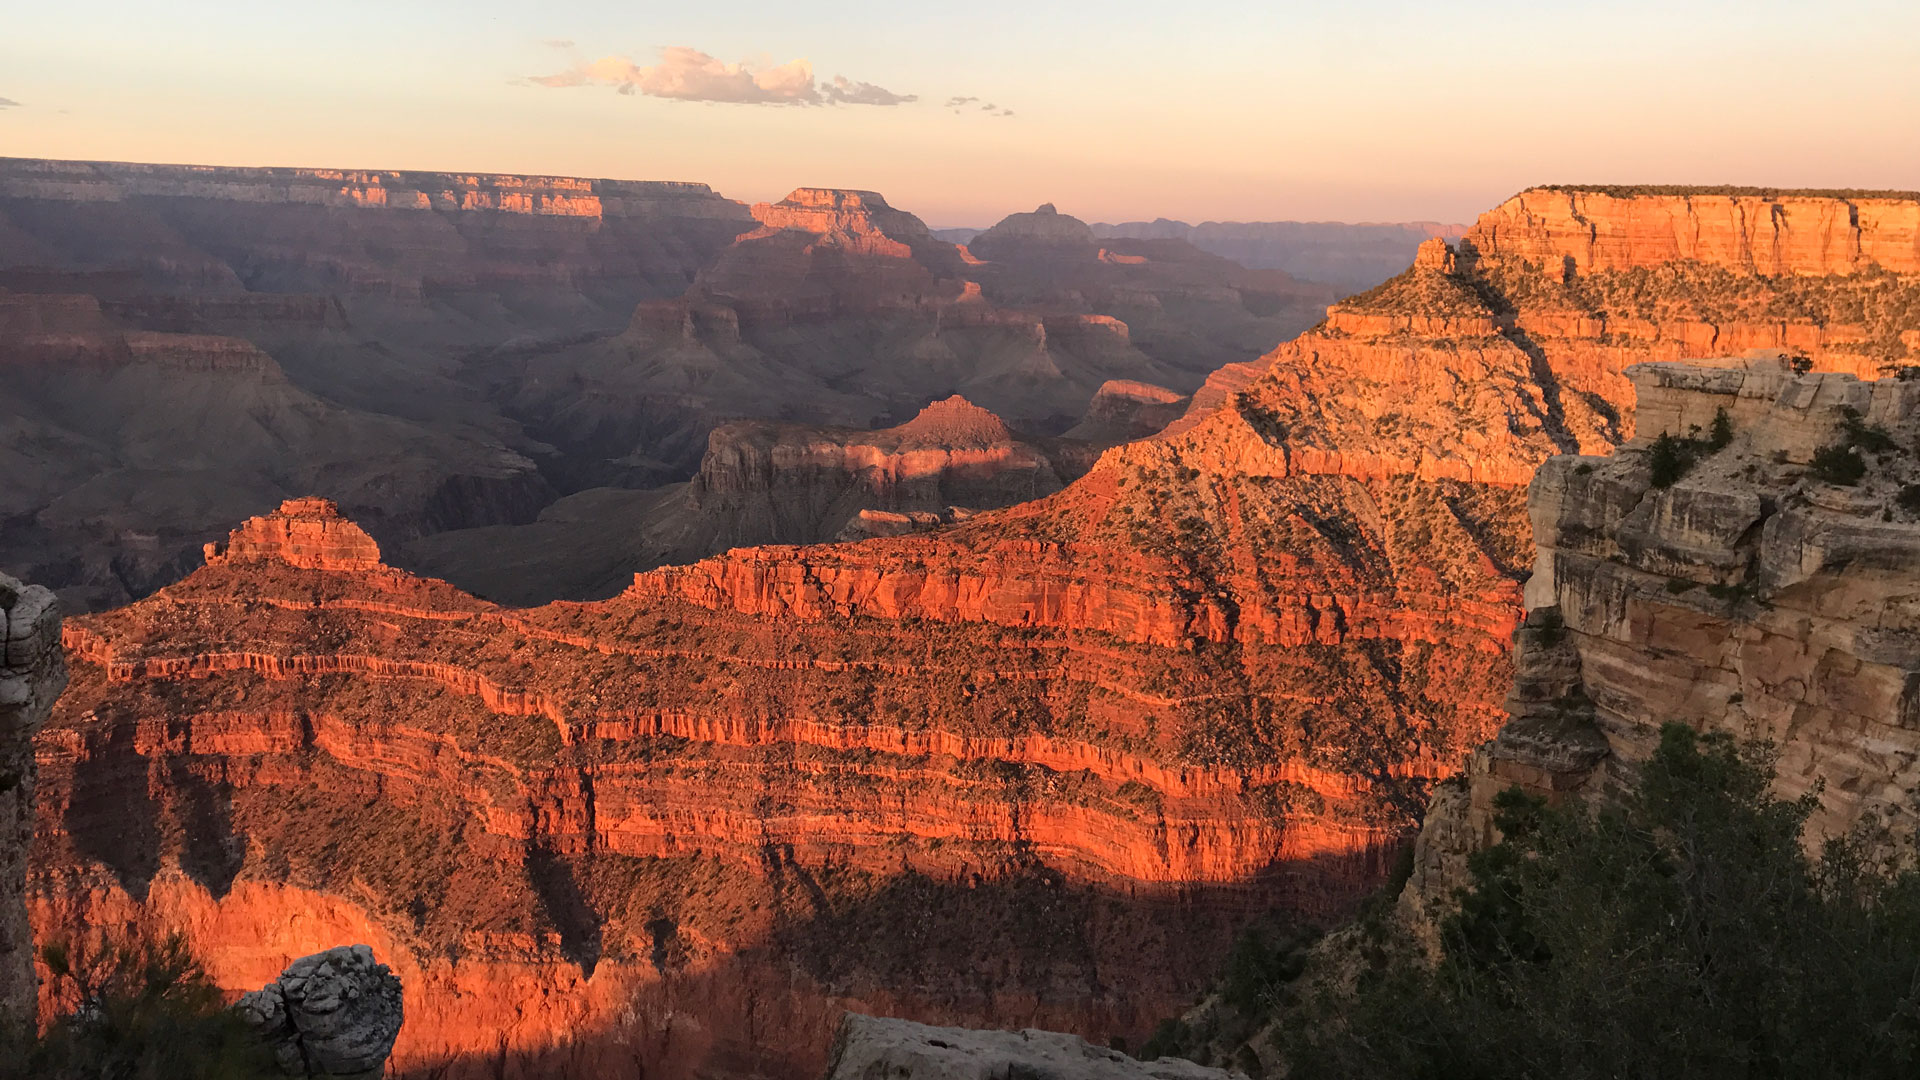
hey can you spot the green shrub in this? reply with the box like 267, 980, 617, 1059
1899, 485, 1920, 513
1139, 1018, 1193, 1062
1708, 407, 1734, 450
1648, 432, 1692, 487
16, 932, 273, 1079
1840, 406, 1897, 453
1278, 724, 1920, 1079
1810, 445, 1867, 485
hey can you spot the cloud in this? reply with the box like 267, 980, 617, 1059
824, 76, 916, 106
0, 98, 19, 109
946, 94, 1012, 117
541, 39, 575, 50
532, 46, 912, 106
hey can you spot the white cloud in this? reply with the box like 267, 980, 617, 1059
532, 46, 913, 107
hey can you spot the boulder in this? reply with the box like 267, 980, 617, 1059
237, 946, 403, 1080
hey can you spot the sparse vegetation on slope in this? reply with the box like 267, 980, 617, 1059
6, 933, 272, 1080
1274, 725, 1920, 1079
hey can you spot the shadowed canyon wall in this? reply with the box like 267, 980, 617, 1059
0, 160, 1332, 612
27, 185, 1920, 1077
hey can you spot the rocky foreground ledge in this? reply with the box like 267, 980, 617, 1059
825, 1013, 1236, 1080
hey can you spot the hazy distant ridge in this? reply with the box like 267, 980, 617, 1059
939, 218, 1467, 293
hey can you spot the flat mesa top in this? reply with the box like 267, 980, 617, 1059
1533, 184, 1920, 202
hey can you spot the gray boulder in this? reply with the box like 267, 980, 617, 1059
237, 945, 403, 1079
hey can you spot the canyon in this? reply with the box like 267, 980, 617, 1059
403, 389, 1180, 605
20, 184, 1920, 1078
0, 162, 1336, 612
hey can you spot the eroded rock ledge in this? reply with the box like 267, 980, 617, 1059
1405, 355, 1920, 930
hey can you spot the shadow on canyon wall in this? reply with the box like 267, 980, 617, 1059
390, 849, 1391, 1080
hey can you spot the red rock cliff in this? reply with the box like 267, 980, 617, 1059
34, 184, 1920, 1078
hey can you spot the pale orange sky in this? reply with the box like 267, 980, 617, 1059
4, 1, 1917, 225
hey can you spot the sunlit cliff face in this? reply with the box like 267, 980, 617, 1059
27, 185, 1920, 1077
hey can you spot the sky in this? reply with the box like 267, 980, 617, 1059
3, 1, 1917, 227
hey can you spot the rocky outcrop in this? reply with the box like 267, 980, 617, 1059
1404, 355, 1920, 932
824, 1014, 1234, 1080
967, 204, 1102, 264
238, 946, 403, 1080
0, 316, 549, 612
1063, 381, 1191, 445
651, 396, 1101, 554
206, 498, 385, 572
1467, 187, 1920, 277
0, 573, 62, 1023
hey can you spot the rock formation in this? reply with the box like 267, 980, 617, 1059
238, 945, 404, 1080
638, 396, 1106, 558
494, 192, 1335, 482
2, 161, 1340, 608
0, 291, 549, 612
400, 390, 1183, 605
1403, 354, 1920, 932
824, 1014, 1233, 1080
0, 572, 62, 1024
29, 185, 1920, 1078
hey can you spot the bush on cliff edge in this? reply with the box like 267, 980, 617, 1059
1280, 724, 1920, 1079
0, 932, 272, 1080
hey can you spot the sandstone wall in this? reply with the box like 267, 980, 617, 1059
1467, 187, 1920, 276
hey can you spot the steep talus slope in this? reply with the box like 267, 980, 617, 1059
1404, 358, 1920, 929
32, 186, 1920, 1077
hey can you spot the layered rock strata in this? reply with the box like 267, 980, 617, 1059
34, 186, 1920, 1078
652, 396, 1107, 554
1405, 356, 1920, 930
0, 573, 62, 1023
0, 292, 548, 611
